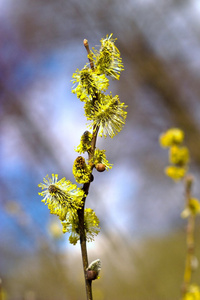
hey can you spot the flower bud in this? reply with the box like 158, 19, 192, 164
191, 256, 199, 271
86, 270, 98, 281
86, 259, 101, 280
96, 163, 106, 172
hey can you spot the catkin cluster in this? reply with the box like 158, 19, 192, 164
159, 128, 189, 180
38, 34, 127, 245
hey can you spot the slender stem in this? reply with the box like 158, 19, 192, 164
0, 279, 2, 300
77, 199, 92, 300
83, 39, 94, 70
181, 175, 195, 297
77, 39, 99, 300
77, 127, 99, 300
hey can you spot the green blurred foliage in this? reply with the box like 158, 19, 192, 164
1, 225, 200, 300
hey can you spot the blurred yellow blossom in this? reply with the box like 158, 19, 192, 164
183, 284, 200, 300
160, 128, 184, 148
160, 128, 189, 181
165, 165, 186, 181
181, 198, 200, 218
169, 145, 189, 165
49, 220, 63, 239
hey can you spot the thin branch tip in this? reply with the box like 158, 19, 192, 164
83, 39, 88, 47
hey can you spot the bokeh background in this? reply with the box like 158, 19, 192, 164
1, 0, 200, 299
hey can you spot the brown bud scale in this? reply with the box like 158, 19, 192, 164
96, 163, 106, 172
86, 270, 98, 281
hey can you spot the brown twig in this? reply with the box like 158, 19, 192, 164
83, 39, 94, 70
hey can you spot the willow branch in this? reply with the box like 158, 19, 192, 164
77, 39, 100, 300
182, 175, 195, 297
